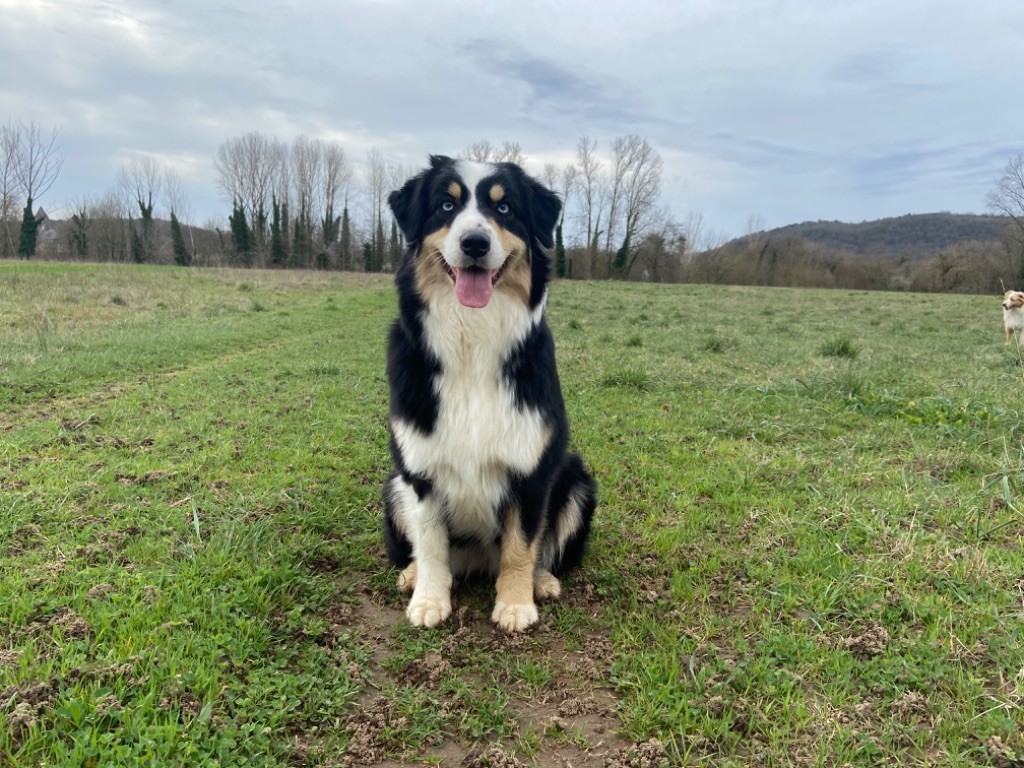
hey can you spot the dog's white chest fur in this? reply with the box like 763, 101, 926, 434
392, 292, 549, 538
1005, 307, 1024, 333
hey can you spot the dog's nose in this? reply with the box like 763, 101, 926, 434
460, 232, 491, 260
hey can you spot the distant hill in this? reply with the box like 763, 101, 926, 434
731, 213, 1011, 261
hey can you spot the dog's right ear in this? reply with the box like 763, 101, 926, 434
388, 172, 426, 245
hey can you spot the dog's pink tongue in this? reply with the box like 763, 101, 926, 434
454, 268, 495, 308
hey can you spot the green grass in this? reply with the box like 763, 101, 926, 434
3, 263, 1024, 766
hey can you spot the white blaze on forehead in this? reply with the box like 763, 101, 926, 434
454, 160, 496, 205
444, 160, 504, 274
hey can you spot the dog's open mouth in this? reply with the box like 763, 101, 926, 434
446, 262, 507, 309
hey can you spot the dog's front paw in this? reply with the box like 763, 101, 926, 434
491, 601, 539, 632
406, 595, 451, 628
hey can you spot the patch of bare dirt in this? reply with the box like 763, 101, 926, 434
339, 695, 403, 765
15, 607, 92, 643
86, 582, 116, 599
888, 690, 930, 725
311, 580, 645, 768
2, 679, 58, 744
6, 524, 46, 557
398, 651, 452, 687
987, 735, 1024, 768
838, 621, 890, 659
461, 746, 527, 767
603, 738, 670, 768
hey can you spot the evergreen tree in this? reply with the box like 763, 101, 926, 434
319, 205, 340, 270
555, 223, 567, 278
269, 195, 286, 268
254, 204, 268, 260
70, 209, 89, 258
170, 211, 191, 266
281, 199, 290, 255
389, 218, 402, 268
291, 214, 307, 269
228, 200, 252, 263
138, 196, 155, 262
362, 242, 373, 272
17, 198, 37, 259
129, 220, 145, 264
339, 206, 352, 271
612, 234, 631, 277
375, 215, 386, 272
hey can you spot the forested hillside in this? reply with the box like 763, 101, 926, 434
732, 213, 1009, 261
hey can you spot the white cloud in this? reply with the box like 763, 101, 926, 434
1, 0, 1022, 236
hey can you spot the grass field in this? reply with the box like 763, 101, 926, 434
2, 260, 1024, 767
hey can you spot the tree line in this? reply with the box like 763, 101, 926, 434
5, 119, 1024, 295
1, 126, 687, 279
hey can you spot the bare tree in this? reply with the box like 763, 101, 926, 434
213, 132, 284, 257
988, 153, 1024, 280
460, 140, 494, 162
460, 140, 525, 165
679, 211, 726, 259
575, 136, 604, 276
541, 163, 558, 191
493, 141, 524, 165
117, 158, 163, 262
630, 215, 686, 283
290, 135, 326, 268
66, 194, 92, 259
6, 121, 64, 258
540, 161, 578, 276
612, 135, 663, 276
0, 123, 19, 258
385, 161, 412, 267
90, 189, 131, 263
13, 121, 63, 206
319, 140, 352, 264
365, 147, 388, 271
601, 137, 630, 270
118, 158, 163, 215
164, 168, 188, 222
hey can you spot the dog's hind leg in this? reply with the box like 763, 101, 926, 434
541, 453, 597, 577
397, 561, 417, 594
534, 569, 561, 601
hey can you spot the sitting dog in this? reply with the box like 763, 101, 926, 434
382, 156, 596, 632
1004, 290, 1024, 343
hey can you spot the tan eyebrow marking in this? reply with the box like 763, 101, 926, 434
447, 181, 461, 199
489, 184, 505, 202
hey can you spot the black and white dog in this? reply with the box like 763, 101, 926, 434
383, 155, 596, 632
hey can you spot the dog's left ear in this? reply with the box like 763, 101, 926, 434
527, 180, 562, 250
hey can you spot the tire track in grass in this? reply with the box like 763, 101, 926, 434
0, 301, 389, 433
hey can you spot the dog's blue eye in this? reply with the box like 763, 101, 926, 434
496, 202, 511, 215
441, 200, 455, 213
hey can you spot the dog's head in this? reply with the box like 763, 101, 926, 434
388, 155, 561, 310
1004, 290, 1024, 310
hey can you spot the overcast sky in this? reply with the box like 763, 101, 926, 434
2, 0, 1022, 240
